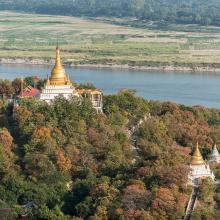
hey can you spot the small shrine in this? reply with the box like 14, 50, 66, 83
189, 143, 215, 185
209, 144, 220, 163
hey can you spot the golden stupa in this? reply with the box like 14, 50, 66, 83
191, 142, 205, 165
49, 46, 70, 86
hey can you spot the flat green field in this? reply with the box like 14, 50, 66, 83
1, 11, 220, 68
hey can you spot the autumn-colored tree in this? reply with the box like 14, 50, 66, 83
65, 145, 81, 172
0, 128, 13, 155
56, 150, 72, 173
32, 126, 51, 143
15, 106, 33, 131
29, 126, 58, 154
87, 128, 100, 147
151, 187, 177, 219
0, 80, 14, 98
121, 182, 151, 219
158, 165, 189, 190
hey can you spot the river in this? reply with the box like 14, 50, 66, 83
0, 63, 220, 108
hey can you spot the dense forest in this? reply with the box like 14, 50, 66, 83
1, 0, 220, 26
0, 77, 220, 219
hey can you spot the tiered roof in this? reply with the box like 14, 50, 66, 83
20, 86, 40, 98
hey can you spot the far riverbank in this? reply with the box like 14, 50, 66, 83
1, 58, 220, 73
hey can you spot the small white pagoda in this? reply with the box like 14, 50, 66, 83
209, 144, 220, 163
189, 143, 215, 185
39, 46, 79, 102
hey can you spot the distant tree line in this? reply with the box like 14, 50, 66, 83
1, 0, 220, 26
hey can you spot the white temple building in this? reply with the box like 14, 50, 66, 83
209, 144, 220, 163
189, 143, 215, 185
39, 46, 79, 102
39, 46, 103, 112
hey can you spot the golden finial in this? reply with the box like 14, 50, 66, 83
53, 46, 65, 74
191, 142, 205, 165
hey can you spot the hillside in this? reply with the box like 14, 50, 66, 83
1, 0, 220, 26
0, 78, 220, 219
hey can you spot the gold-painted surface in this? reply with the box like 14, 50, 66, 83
191, 142, 205, 165
50, 47, 70, 86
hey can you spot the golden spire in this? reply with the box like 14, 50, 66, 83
50, 46, 68, 85
191, 142, 205, 165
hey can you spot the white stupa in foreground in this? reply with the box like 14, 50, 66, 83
189, 143, 215, 185
39, 46, 79, 102
39, 46, 103, 112
209, 144, 220, 163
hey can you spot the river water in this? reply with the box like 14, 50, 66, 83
0, 63, 220, 108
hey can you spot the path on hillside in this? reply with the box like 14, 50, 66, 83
127, 113, 151, 162
184, 187, 199, 220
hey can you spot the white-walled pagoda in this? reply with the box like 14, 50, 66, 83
189, 143, 215, 185
209, 144, 220, 163
39, 46, 79, 102
39, 46, 103, 112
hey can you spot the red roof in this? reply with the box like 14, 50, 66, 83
20, 86, 40, 98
